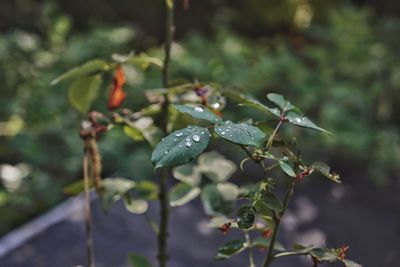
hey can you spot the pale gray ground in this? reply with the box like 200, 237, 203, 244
0, 175, 399, 267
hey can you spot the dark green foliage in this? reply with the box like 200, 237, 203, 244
214, 240, 246, 261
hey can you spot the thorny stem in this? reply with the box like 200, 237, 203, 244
244, 231, 255, 267
158, 1, 175, 267
83, 140, 95, 267
262, 178, 296, 267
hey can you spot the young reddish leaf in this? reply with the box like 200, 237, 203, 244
108, 65, 127, 110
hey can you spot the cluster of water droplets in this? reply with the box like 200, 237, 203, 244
168, 126, 211, 149
293, 116, 306, 124
216, 121, 235, 139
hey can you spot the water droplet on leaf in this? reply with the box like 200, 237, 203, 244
192, 135, 200, 142
194, 106, 204, 112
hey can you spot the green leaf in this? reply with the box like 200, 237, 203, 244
239, 183, 261, 199
266, 93, 296, 112
123, 126, 145, 141
100, 178, 135, 211
112, 53, 163, 68
68, 75, 102, 113
293, 243, 313, 251
311, 162, 341, 183
169, 182, 200, 207
63, 179, 93, 195
128, 253, 153, 267
260, 191, 283, 212
151, 126, 211, 169
236, 205, 256, 229
214, 240, 246, 261
124, 195, 148, 214
201, 183, 239, 216
51, 59, 109, 85
278, 160, 296, 177
174, 104, 222, 124
134, 180, 159, 200
309, 248, 338, 262
285, 111, 331, 135
251, 237, 286, 252
172, 164, 202, 186
342, 259, 362, 267
241, 98, 281, 118
215, 121, 266, 147
197, 151, 236, 182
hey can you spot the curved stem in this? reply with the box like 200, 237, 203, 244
266, 118, 283, 149
158, 2, 175, 267
83, 140, 95, 267
262, 179, 296, 267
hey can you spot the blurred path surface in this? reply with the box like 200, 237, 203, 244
0, 178, 399, 267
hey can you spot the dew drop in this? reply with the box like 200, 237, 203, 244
175, 132, 183, 137
221, 131, 226, 135
295, 118, 302, 123
201, 131, 205, 135
186, 141, 192, 147
164, 151, 169, 155
194, 106, 204, 112
192, 135, 200, 142
211, 103, 220, 109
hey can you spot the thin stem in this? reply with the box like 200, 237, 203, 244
262, 178, 296, 267
244, 231, 255, 267
274, 251, 309, 258
158, 169, 169, 267
83, 140, 95, 267
162, 0, 175, 88
158, 1, 175, 267
266, 118, 283, 149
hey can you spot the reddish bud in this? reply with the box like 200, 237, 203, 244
312, 256, 321, 267
88, 111, 109, 137
262, 228, 273, 238
218, 222, 231, 235
296, 167, 311, 182
338, 245, 349, 260
108, 65, 127, 110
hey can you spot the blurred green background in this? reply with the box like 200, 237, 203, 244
0, 0, 399, 236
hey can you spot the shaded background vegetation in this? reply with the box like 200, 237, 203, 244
0, 0, 399, 244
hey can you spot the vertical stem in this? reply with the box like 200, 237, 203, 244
244, 231, 255, 267
83, 140, 95, 267
162, 0, 175, 88
158, 1, 175, 267
158, 169, 169, 267
262, 179, 296, 267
